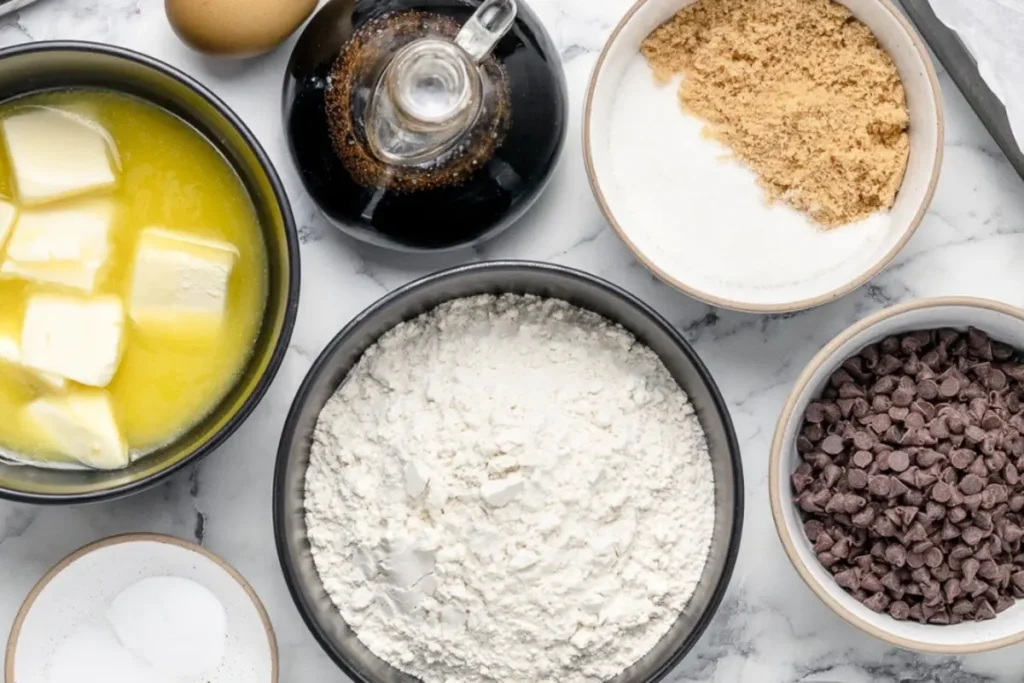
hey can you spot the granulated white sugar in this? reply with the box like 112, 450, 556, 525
605, 57, 892, 292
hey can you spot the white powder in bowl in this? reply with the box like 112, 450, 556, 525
304, 294, 717, 683
604, 57, 893, 298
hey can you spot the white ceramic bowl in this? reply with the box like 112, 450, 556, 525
770, 298, 1024, 653
5, 533, 278, 682
584, 0, 943, 313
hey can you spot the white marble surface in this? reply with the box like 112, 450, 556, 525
1, 0, 1023, 681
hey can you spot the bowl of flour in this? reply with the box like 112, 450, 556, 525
273, 261, 742, 683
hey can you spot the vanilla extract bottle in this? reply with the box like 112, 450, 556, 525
284, 0, 567, 251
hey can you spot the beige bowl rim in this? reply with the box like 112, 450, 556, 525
583, 0, 945, 314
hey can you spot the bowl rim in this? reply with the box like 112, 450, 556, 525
769, 296, 1024, 653
582, 0, 945, 314
272, 259, 745, 683
0, 40, 300, 504
3, 532, 280, 682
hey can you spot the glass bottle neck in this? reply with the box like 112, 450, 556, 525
365, 0, 517, 167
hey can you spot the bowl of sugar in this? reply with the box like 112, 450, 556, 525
585, 0, 943, 313
5, 533, 277, 682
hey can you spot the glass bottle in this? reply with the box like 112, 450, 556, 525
283, 0, 567, 251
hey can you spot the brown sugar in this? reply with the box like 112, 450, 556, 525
641, 0, 910, 228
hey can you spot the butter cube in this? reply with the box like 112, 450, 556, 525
128, 228, 237, 330
0, 199, 114, 293
24, 390, 127, 469
21, 294, 125, 388
0, 200, 16, 253
2, 108, 117, 205
0, 334, 67, 392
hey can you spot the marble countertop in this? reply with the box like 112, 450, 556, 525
1, 0, 1023, 681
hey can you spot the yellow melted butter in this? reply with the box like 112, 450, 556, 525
0, 90, 268, 465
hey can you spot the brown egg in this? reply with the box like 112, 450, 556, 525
165, 0, 317, 57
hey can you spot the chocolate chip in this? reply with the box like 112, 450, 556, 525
892, 388, 914, 408
869, 475, 892, 497
917, 449, 945, 468
885, 544, 908, 568
848, 469, 869, 490
839, 379, 869, 398
950, 449, 975, 470
821, 434, 844, 456
890, 478, 911, 500
852, 430, 874, 450
951, 599, 974, 616
965, 426, 986, 446
963, 557, 981, 583
843, 496, 867, 515
905, 412, 926, 430
987, 369, 1008, 391
878, 355, 903, 375
915, 469, 938, 489
817, 551, 839, 568
805, 402, 825, 423
861, 573, 883, 594
852, 450, 873, 468
863, 592, 889, 613
963, 527, 986, 546
982, 411, 1005, 431
823, 464, 842, 488
939, 377, 960, 398
889, 406, 911, 422
888, 450, 911, 473
932, 481, 953, 503
888, 600, 910, 620
960, 474, 986, 496
871, 413, 893, 435
852, 506, 875, 528
976, 599, 997, 620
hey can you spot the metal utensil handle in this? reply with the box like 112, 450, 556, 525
0, 0, 42, 17
455, 0, 517, 64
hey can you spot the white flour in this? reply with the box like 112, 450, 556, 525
305, 294, 716, 683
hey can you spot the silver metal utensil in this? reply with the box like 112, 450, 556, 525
0, 0, 41, 17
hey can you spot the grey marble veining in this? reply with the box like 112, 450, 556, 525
0, 0, 1023, 681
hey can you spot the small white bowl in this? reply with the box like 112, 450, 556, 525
584, 0, 943, 313
770, 298, 1024, 653
5, 533, 278, 682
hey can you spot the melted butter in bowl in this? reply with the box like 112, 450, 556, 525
0, 89, 268, 470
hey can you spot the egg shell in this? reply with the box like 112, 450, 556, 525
165, 0, 317, 57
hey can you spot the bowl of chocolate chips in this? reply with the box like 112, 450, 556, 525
770, 297, 1024, 653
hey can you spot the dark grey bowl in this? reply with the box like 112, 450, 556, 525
274, 261, 743, 682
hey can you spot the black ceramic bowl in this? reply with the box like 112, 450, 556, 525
274, 261, 742, 682
0, 42, 299, 503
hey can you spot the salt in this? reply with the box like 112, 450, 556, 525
48, 622, 170, 683
605, 56, 892, 293
47, 576, 226, 683
107, 576, 227, 678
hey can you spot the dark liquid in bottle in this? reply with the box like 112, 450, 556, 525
284, 0, 567, 251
